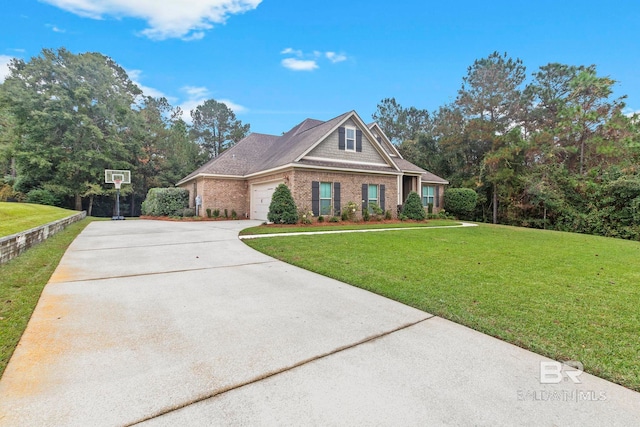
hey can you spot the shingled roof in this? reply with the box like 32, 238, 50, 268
177, 111, 448, 185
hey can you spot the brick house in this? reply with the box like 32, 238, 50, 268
176, 111, 448, 221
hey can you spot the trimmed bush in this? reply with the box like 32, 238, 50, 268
268, 184, 298, 224
402, 191, 426, 220
26, 189, 61, 206
141, 187, 189, 216
444, 188, 478, 219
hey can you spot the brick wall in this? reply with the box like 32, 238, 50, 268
291, 169, 399, 219
0, 211, 86, 265
198, 178, 249, 218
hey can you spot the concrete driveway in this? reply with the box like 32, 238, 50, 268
0, 220, 638, 426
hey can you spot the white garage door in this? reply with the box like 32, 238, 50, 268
251, 181, 283, 221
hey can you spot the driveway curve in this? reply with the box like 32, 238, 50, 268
0, 220, 638, 426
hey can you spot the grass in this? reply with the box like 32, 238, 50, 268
0, 202, 80, 237
244, 223, 640, 392
239, 219, 460, 235
0, 218, 97, 378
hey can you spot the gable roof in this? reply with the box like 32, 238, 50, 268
368, 122, 402, 158
177, 111, 448, 185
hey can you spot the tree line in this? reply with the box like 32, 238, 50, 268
0, 48, 249, 216
373, 52, 640, 240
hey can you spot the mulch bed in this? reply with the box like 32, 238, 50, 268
139, 216, 426, 227
139, 215, 249, 222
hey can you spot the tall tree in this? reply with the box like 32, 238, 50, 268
0, 105, 18, 178
190, 99, 249, 159
372, 98, 430, 144
456, 51, 527, 223
0, 48, 141, 209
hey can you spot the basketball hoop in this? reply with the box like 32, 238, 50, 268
105, 169, 131, 220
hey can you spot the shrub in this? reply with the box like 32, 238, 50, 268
362, 209, 370, 221
182, 208, 195, 217
0, 184, 14, 202
213, 208, 220, 218
141, 187, 189, 216
427, 203, 433, 214
343, 201, 358, 221
329, 216, 340, 223
444, 188, 478, 219
369, 202, 383, 220
318, 215, 324, 223
268, 183, 298, 224
298, 208, 313, 224
402, 191, 426, 220
26, 189, 61, 206
224, 209, 228, 218
231, 209, 238, 220
206, 208, 212, 218
384, 210, 392, 220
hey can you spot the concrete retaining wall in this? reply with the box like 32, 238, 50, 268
0, 211, 86, 265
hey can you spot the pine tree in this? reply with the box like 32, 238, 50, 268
267, 184, 298, 224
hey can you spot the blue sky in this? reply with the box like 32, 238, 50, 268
1, 0, 639, 136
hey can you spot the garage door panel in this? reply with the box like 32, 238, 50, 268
251, 181, 283, 221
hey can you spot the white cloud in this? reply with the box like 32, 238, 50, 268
127, 69, 169, 99
0, 55, 13, 83
281, 58, 318, 72
41, 0, 262, 40
177, 86, 246, 123
219, 98, 247, 113
280, 47, 302, 56
280, 48, 348, 71
326, 51, 347, 63
46, 24, 67, 33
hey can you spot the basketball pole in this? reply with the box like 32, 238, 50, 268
112, 180, 124, 220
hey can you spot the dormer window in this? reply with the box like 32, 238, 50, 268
345, 127, 356, 151
338, 126, 362, 152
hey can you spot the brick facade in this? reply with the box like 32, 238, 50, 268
182, 172, 446, 219
196, 177, 249, 218
290, 169, 399, 219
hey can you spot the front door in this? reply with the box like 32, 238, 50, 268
402, 175, 415, 203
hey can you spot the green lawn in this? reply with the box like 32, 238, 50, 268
244, 223, 640, 392
0, 202, 80, 237
240, 219, 460, 235
0, 218, 96, 378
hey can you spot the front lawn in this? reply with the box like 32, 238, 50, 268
0, 202, 79, 237
244, 223, 640, 392
240, 219, 460, 235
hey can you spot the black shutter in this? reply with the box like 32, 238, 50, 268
380, 185, 385, 211
338, 127, 345, 150
362, 184, 368, 212
333, 182, 341, 216
356, 130, 363, 152
435, 185, 440, 208
311, 181, 320, 216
